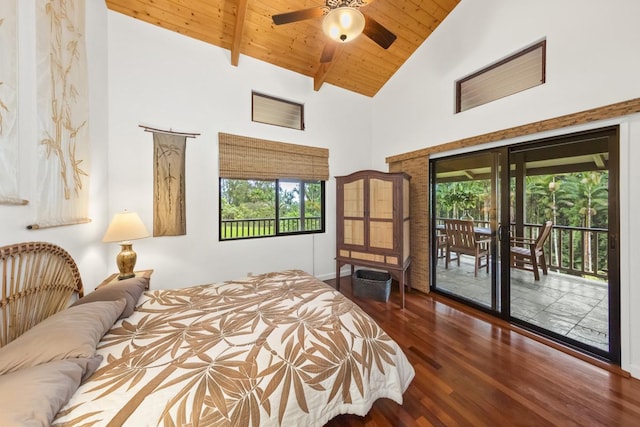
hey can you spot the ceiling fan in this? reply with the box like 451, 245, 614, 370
272, 0, 397, 63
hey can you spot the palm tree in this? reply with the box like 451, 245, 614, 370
524, 176, 552, 224
561, 172, 608, 273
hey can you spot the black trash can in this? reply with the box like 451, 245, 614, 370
352, 269, 392, 302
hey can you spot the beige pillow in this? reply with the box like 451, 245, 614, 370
71, 276, 148, 318
0, 299, 125, 375
0, 357, 101, 427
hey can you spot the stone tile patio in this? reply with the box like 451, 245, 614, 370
434, 257, 609, 350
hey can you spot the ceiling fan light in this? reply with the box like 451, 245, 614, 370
322, 7, 365, 43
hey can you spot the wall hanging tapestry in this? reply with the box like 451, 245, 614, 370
148, 127, 198, 237
33, 0, 90, 228
0, 0, 22, 205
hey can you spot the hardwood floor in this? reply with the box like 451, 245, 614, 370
324, 277, 640, 426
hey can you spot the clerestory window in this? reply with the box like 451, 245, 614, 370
456, 40, 546, 113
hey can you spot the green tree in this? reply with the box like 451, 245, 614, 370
559, 172, 608, 272
220, 179, 275, 220
304, 182, 322, 218
525, 176, 551, 224
279, 184, 299, 218
439, 182, 476, 219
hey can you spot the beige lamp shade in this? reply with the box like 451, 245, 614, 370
103, 211, 150, 243
322, 7, 365, 43
103, 211, 150, 280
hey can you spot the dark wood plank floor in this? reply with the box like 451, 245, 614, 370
324, 277, 640, 427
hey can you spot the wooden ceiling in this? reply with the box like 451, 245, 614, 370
105, 0, 461, 97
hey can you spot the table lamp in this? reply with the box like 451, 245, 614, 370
102, 210, 150, 280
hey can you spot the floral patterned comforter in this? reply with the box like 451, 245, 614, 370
54, 270, 415, 426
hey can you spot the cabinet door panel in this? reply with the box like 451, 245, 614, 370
343, 180, 364, 217
343, 219, 364, 246
369, 221, 394, 249
369, 179, 394, 219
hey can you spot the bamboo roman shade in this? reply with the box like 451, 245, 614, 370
218, 132, 329, 181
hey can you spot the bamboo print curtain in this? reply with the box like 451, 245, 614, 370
0, 0, 19, 204
153, 132, 187, 236
35, 0, 90, 227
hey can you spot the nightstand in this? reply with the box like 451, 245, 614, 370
96, 269, 153, 290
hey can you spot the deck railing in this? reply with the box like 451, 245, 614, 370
226, 216, 608, 279
518, 223, 608, 280
221, 217, 322, 239
436, 218, 608, 280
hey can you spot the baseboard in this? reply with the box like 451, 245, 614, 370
314, 272, 336, 281
629, 363, 640, 380
314, 267, 353, 282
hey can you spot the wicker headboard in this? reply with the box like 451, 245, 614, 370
0, 242, 84, 347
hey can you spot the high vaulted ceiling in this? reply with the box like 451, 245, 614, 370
105, 0, 460, 97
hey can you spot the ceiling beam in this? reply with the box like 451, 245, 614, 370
231, 0, 248, 66
314, 45, 343, 91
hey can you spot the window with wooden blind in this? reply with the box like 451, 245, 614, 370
218, 133, 328, 240
456, 40, 546, 113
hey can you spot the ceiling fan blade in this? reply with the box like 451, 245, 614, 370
320, 42, 337, 63
362, 14, 397, 49
272, 7, 325, 25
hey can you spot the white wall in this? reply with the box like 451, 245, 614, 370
371, 0, 640, 377
106, 12, 373, 289
0, 1, 109, 290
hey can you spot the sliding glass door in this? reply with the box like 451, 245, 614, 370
430, 126, 620, 363
430, 150, 504, 312
506, 127, 619, 362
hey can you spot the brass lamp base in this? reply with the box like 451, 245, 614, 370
116, 242, 137, 280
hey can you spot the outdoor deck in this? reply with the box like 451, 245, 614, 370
435, 256, 609, 351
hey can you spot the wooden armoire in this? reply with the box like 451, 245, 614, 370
335, 170, 411, 308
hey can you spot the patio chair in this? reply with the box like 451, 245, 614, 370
510, 220, 553, 280
444, 219, 490, 277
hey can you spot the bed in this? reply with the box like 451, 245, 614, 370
0, 242, 415, 426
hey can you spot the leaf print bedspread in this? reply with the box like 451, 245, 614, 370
54, 270, 415, 426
